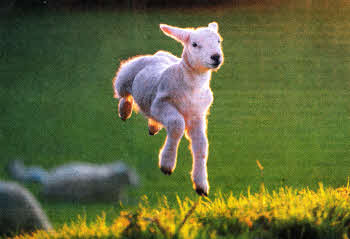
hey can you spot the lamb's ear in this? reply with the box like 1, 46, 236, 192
160, 24, 191, 44
208, 22, 218, 32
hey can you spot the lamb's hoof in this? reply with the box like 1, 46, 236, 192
118, 110, 128, 121
119, 111, 130, 121
118, 97, 133, 121
148, 128, 160, 135
195, 188, 208, 197
160, 167, 173, 175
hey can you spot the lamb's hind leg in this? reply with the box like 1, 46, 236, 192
151, 100, 185, 175
118, 94, 134, 121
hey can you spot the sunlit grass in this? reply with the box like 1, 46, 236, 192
13, 182, 350, 239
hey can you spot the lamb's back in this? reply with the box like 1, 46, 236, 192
131, 52, 179, 115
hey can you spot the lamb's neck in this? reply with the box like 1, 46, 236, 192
180, 59, 212, 90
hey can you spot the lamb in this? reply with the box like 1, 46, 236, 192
0, 181, 52, 236
7, 160, 139, 202
113, 22, 224, 196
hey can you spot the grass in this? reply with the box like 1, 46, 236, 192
0, 2, 349, 229
11, 184, 350, 239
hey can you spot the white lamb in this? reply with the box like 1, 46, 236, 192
113, 22, 223, 196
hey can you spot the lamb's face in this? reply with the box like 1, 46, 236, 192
160, 22, 224, 72
186, 27, 223, 71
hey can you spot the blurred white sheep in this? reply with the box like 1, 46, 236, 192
0, 181, 52, 236
8, 160, 139, 202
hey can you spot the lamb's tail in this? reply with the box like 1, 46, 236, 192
114, 63, 132, 99
113, 56, 146, 120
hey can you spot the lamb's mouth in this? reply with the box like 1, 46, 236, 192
210, 63, 220, 68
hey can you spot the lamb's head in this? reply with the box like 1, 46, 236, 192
160, 22, 223, 72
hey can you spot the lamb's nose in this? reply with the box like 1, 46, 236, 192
211, 54, 221, 63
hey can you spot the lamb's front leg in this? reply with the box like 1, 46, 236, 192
187, 118, 209, 196
151, 100, 185, 175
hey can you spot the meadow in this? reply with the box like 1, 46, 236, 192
12, 184, 350, 239
0, 1, 349, 231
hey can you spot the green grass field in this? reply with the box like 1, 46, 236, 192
0, 3, 349, 229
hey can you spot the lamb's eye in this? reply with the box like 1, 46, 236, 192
192, 42, 198, 47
